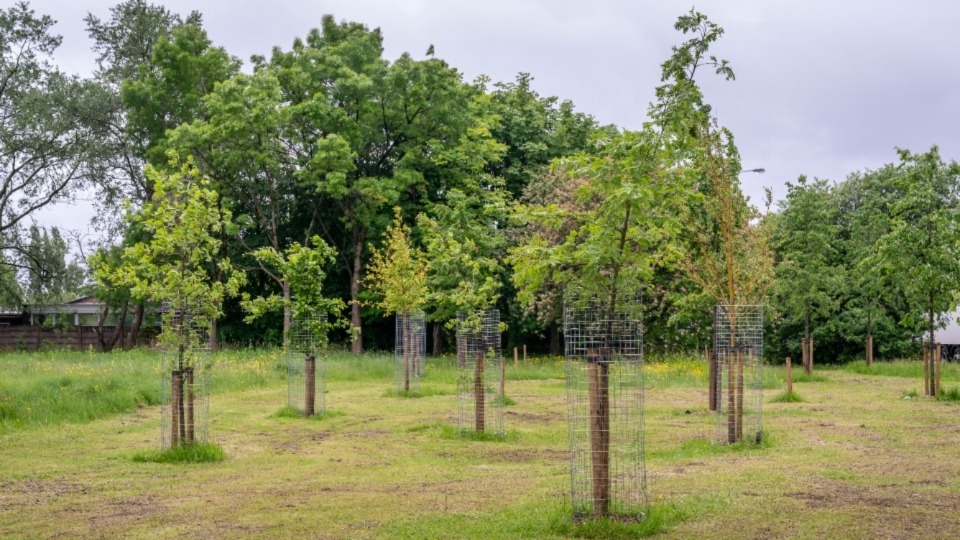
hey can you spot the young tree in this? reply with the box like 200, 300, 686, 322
101, 153, 244, 344
366, 209, 429, 391
868, 147, 960, 396
241, 236, 344, 348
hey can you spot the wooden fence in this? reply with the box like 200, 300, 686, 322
0, 325, 154, 351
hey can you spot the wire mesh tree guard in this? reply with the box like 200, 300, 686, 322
287, 310, 327, 416
456, 309, 504, 437
160, 309, 210, 449
395, 311, 426, 393
714, 304, 764, 445
563, 291, 646, 521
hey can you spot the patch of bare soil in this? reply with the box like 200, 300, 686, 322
0, 479, 90, 510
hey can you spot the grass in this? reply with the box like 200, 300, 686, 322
937, 386, 960, 402
272, 406, 346, 420
770, 390, 805, 403
132, 441, 227, 463
4, 351, 960, 538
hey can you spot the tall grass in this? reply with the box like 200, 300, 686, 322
843, 359, 960, 382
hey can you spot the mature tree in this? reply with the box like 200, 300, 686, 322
834, 165, 913, 361
771, 176, 842, 363
261, 16, 498, 352
121, 21, 238, 171
20, 225, 84, 307
0, 3, 104, 260
84, 0, 201, 233
868, 147, 960, 395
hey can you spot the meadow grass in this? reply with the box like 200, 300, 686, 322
3, 349, 960, 538
132, 441, 227, 463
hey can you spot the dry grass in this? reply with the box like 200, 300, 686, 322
1, 358, 960, 538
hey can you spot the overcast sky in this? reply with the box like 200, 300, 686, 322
25, 0, 960, 243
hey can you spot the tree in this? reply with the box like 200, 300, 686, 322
366, 209, 429, 391
84, 0, 201, 234
771, 176, 841, 370
263, 16, 498, 352
241, 236, 344, 348
101, 153, 244, 343
868, 146, 960, 396
0, 3, 104, 260
20, 225, 84, 307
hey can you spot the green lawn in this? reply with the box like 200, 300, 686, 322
2, 351, 960, 538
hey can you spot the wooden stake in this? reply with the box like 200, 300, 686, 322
923, 342, 930, 397
587, 350, 609, 517
305, 355, 316, 416
866, 335, 873, 367
514, 347, 518, 368
499, 350, 505, 399
185, 367, 195, 443
403, 318, 411, 392
523, 344, 527, 363
809, 337, 814, 375
935, 343, 942, 398
735, 350, 744, 442
727, 351, 736, 444
786, 356, 793, 394
474, 350, 485, 433
170, 370, 182, 447
707, 345, 716, 412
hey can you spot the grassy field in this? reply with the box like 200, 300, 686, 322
2, 351, 960, 538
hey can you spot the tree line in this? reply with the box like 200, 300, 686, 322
2, 1, 959, 361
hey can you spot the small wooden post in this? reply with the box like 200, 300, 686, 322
727, 351, 736, 444
170, 370, 182, 447
305, 355, 316, 416
865, 335, 873, 367
809, 337, 814, 375
935, 343, 942, 398
786, 356, 793, 394
514, 347, 518, 368
474, 351, 485, 433
499, 350, 505, 399
707, 345, 716, 412
523, 344, 527, 363
735, 350, 744, 441
185, 367, 195, 443
586, 349, 609, 517
923, 342, 930, 397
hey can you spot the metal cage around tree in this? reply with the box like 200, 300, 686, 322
714, 304, 764, 445
160, 309, 211, 449
395, 311, 426, 393
456, 309, 503, 437
287, 310, 327, 416
563, 291, 646, 521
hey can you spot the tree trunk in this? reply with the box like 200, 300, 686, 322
432, 322, 443, 356
282, 280, 291, 349
125, 303, 144, 350
185, 367, 195, 443
549, 324, 561, 355
209, 318, 218, 352
587, 351, 610, 518
727, 350, 736, 444
170, 370, 182, 448
107, 301, 129, 352
866, 307, 873, 367
350, 231, 364, 354
929, 296, 936, 397
474, 350, 485, 432
707, 346, 716, 412
305, 355, 316, 416
403, 315, 411, 392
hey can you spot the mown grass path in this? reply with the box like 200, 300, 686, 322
2, 353, 960, 538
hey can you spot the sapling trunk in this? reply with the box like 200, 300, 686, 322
474, 349, 485, 432
923, 344, 930, 397
305, 355, 316, 416
587, 350, 610, 518
185, 367, 195, 443
177, 344, 186, 444
707, 345, 716, 412
736, 350, 744, 441
935, 343, 942, 397
171, 370, 182, 447
786, 356, 793, 394
727, 350, 736, 444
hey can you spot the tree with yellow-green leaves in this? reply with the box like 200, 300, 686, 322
366, 209, 430, 392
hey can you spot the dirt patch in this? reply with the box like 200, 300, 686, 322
0, 479, 90, 510
789, 478, 960, 511
504, 411, 564, 424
